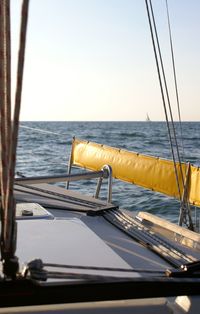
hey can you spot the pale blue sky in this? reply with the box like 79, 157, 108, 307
11, 0, 200, 121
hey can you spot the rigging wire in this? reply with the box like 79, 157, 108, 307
149, 0, 184, 173
148, 0, 185, 189
163, 0, 192, 228
145, 0, 183, 201
145, 0, 193, 229
165, 0, 185, 160
20, 125, 68, 137
17, 125, 70, 175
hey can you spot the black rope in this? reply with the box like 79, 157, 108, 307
23, 258, 165, 282
43, 262, 164, 274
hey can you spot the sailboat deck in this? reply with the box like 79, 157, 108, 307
13, 183, 200, 280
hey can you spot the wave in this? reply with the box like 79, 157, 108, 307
16, 121, 200, 223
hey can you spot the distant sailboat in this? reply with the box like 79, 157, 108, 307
146, 113, 151, 122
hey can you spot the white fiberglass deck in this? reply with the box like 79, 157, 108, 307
16, 215, 139, 279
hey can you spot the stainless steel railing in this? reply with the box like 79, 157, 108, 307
15, 165, 113, 203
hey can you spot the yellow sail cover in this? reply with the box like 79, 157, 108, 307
70, 138, 200, 207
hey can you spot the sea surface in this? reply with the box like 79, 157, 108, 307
17, 121, 200, 224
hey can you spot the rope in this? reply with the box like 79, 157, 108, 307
43, 262, 164, 274
5, 0, 12, 155
23, 259, 165, 282
0, 1, 7, 264
0, 0, 30, 278
0, 0, 12, 256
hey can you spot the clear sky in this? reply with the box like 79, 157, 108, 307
11, 0, 200, 121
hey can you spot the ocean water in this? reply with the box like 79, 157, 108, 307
16, 121, 200, 224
